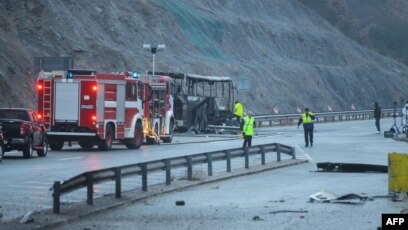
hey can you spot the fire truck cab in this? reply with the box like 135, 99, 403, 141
37, 70, 145, 150
141, 74, 175, 144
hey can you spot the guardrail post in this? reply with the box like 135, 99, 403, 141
164, 159, 171, 185
207, 153, 213, 176
141, 163, 148, 192
86, 173, 93, 205
291, 147, 296, 159
260, 145, 266, 165
277, 144, 281, 162
225, 150, 231, 172
186, 156, 193, 180
53, 181, 61, 214
244, 148, 249, 169
115, 168, 121, 198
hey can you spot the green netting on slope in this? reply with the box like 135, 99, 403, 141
158, 0, 226, 60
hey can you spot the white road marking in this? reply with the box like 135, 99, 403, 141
150, 148, 163, 150
26, 181, 55, 185
209, 140, 231, 144
57, 157, 84, 161
295, 144, 314, 162
0, 200, 52, 208
7, 184, 50, 189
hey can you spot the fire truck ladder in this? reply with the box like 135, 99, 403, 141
43, 80, 52, 126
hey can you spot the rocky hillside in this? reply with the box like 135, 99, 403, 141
299, 0, 408, 67
1, 0, 408, 114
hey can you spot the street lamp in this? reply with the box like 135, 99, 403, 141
143, 44, 165, 76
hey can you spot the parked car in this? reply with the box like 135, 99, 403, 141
0, 108, 48, 158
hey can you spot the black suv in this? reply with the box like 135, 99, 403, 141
0, 108, 48, 158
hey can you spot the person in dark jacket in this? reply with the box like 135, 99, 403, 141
374, 102, 381, 134
297, 108, 315, 147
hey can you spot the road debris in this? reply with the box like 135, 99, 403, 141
175, 200, 185, 206
309, 190, 366, 204
19, 210, 36, 224
143, 200, 152, 205
252, 215, 264, 221
270, 210, 308, 214
316, 162, 387, 173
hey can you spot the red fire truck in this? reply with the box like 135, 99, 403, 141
141, 75, 175, 144
37, 70, 146, 150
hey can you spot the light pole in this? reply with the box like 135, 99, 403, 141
143, 44, 165, 76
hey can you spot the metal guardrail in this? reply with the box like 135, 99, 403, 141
207, 109, 397, 133
254, 109, 397, 127
52, 143, 295, 213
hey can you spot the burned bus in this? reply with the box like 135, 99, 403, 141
152, 72, 235, 133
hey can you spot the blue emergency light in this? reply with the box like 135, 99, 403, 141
132, 72, 140, 78
67, 71, 73, 79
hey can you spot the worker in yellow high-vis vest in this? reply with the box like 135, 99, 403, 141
234, 101, 244, 124
297, 108, 315, 147
242, 111, 255, 148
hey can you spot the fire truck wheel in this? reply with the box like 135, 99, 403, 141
49, 140, 64, 151
98, 124, 113, 150
125, 121, 143, 149
37, 136, 48, 157
23, 137, 34, 159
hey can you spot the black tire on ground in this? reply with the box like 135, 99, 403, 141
146, 137, 156, 145
79, 141, 94, 149
195, 117, 201, 134
23, 138, 34, 159
98, 124, 113, 150
49, 140, 64, 151
202, 116, 208, 131
125, 121, 143, 149
37, 136, 48, 157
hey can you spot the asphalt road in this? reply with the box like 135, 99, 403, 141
1, 118, 408, 229
0, 123, 284, 223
